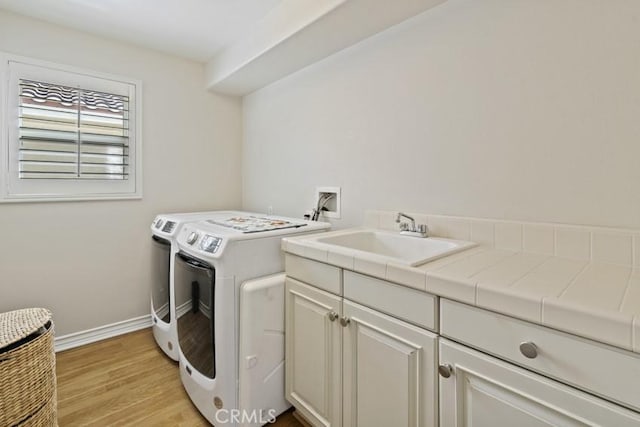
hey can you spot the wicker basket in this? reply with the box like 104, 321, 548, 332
0, 308, 57, 427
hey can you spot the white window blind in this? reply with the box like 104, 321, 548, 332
19, 79, 129, 180
1, 56, 142, 201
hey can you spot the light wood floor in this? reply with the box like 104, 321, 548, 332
56, 328, 302, 427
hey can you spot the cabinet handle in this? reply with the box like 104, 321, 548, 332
438, 364, 453, 378
339, 316, 350, 327
327, 311, 339, 322
519, 341, 538, 359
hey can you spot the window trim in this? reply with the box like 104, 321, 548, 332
0, 52, 143, 202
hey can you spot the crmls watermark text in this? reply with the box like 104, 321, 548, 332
215, 409, 277, 424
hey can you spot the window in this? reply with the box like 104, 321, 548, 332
1, 54, 142, 201
18, 80, 129, 180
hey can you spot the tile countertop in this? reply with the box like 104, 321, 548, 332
282, 228, 640, 355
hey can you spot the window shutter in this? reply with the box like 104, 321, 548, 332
18, 79, 129, 180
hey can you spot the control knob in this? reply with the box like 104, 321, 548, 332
187, 232, 199, 245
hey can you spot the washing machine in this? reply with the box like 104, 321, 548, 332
174, 214, 330, 426
150, 211, 254, 361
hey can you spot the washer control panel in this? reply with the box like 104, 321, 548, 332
200, 235, 222, 253
179, 225, 225, 256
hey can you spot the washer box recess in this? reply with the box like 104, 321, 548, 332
315, 186, 341, 219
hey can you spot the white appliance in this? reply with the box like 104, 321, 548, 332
174, 213, 329, 426
150, 211, 244, 361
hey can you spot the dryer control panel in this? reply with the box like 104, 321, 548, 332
151, 216, 177, 236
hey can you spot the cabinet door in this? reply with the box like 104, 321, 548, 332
285, 278, 342, 427
342, 300, 438, 427
439, 339, 640, 427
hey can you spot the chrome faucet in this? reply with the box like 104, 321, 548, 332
396, 212, 429, 238
396, 212, 415, 229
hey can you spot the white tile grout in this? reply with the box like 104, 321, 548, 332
503, 255, 552, 289
617, 269, 634, 313
557, 261, 591, 299
633, 316, 637, 352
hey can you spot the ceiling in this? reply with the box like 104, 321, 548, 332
0, 0, 282, 61
0, 0, 447, 94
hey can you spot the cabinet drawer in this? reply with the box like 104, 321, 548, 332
344, 271, 437, 331
440, 339, 640, 427
285, 254, 342, 295
441, 299, 640, 412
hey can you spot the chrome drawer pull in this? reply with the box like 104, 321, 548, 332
327, 311, 339, 322
438, 364, 453, 378
520, 341, 538, 359
340, 316, 350, 327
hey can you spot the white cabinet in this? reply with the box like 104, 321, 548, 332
439, 339, 640, 427
285, 254, 640, 427
343, 300, 437, 427
285, 276, 438, 427
285, 278, 342, 427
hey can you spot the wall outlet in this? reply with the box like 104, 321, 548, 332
315, 186, 341, 219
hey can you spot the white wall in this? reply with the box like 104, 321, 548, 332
243, 0, 640, 230
0, 10, 243, 335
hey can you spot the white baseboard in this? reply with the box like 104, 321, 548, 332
54, 314, 152, 353
176, 300, 191, 317
174, 300, 211, 319
155, 302, 169, 320
200, 300, 212, 319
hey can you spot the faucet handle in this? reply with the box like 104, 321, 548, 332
398, 221, 428, 237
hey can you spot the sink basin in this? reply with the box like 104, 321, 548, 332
315, 230, 476, 267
